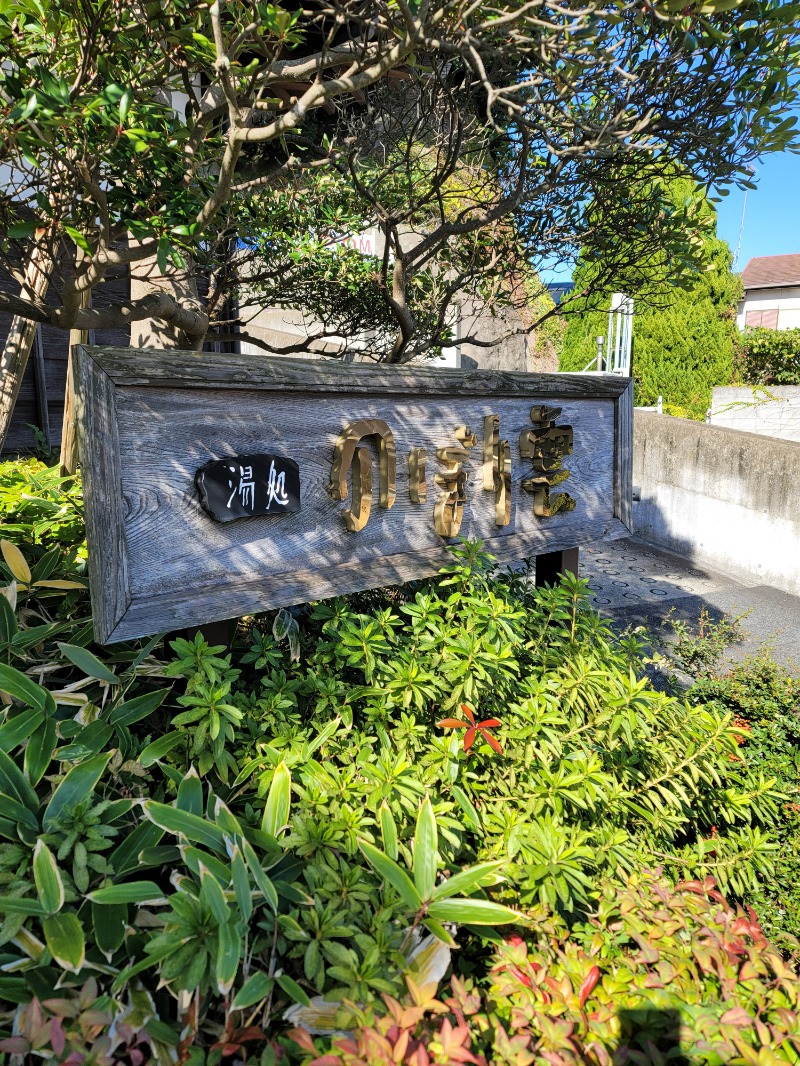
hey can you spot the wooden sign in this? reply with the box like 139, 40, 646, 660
74, 347, 632, 643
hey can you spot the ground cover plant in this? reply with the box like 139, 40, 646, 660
0, 457, 799, 1062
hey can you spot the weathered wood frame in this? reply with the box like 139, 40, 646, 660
75, 346, 633, 643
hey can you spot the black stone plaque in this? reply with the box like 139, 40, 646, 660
195, 453, 300, 522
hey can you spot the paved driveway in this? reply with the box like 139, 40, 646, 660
582, 538, 800, 673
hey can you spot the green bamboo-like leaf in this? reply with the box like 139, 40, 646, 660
109, 687, 170, 727
422, 918, 456, 946
231, 971, 273, 1010
181, 846, 230, 885
112, 940, 176, 992
177, 768, 203, 816
0, 792, 39, 831
24, 717, 56, 786
262, 761, 291, 837
230, 846, 253, 923
92, 900, 127, 956
240, 837, 279, 914
43, 912, 86, 973
143, 801, 226, 854
358, 840, 421, 911
87, 882, 167, 905
0, 748, 39, 813
0, 896, 45, 915
216, 919, 240, 995
0, 593, 18, 643
430, 861, 505, 901
427, 897, 520, 925
57, 643, 119, 684
379, 801, 398, 861
109, 820, 163, 875
413, 797, 438, 901
42, 752, 112, 832
33, 840, 64, 915
139, 731, 186, 767
276, 973, 311, 1006
0, 663, 56, 715
200, 865, 231, 926
0, 708, 43, 753
451, 785, 482, 831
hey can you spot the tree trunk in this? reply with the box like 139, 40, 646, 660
59, 290, 90, 476
0, 244, 53, 451
129, 245, 205, 350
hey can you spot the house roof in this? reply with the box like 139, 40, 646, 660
741, 254, 800, 291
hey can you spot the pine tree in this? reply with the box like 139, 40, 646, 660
560, 184, 741, 419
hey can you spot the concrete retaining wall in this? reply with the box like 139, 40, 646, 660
709, 386, 800, 442
633, 412, 800, 595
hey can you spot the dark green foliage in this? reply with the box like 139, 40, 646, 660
0, 458, 798, 1059
737, 327, 800, 386
688, 655, 800, 955
560, 185, 741, 420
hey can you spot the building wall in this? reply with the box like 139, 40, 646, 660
709, 386, 800, 443
736, 285, 800, 331
633, 411, 800, 595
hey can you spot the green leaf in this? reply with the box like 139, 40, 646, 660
63, 226, 93, 256
142, 800, 226, 854
24, 716, 56, 786
0, 896, 45, 915
430, 861, 505, 901
7, 220, 37, 239
57, 643, 119, 684
216, 919, 240, 995
0, 708, 43, 753
422, 918, 456, 946
177, 768, 203, 817
0, 593, 18, 643
358, 840, 421, 911
109, 819, 163, 875
451, 785, 481, 831
118, 87, 133, 123
139, 731, 186, 767
276, 973, 310, 1006
262, 761, 291, 837
0, 748, 39, 813
0, 663, 56, 715
230, 846, 253, 923
43, 752, 112, 832
240, 837, 278, 913
112, 940, 176, 992
33, 840, 64, 915
413, 796, 438, 901
379, 801, 398, 861
231, 971, 273, 1010
87, 882, 167, 905
93, 900, 127, 956
43, 912, 86, 973
199, 865, 231, 926
426, 898, 520, 925
109, 687, 169, 727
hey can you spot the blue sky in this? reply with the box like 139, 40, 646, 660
714, 150, 800, 269
541, 147, 800, 283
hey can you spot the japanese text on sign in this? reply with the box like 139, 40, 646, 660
330, 407, 574, 536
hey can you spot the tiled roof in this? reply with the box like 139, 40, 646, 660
741, 254, 800, 290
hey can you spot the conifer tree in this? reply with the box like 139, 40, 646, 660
560, 184, 741, 419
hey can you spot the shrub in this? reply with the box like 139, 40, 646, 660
0, 458, 792, 1058
737, 327, 800, 386
297, 870, 800, 1065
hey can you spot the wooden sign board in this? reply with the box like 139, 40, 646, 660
74, 347, 633, 644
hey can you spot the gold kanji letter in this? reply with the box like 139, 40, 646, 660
434, 425, 477, 538
519, 406, 575, 517
482, 415, 511, 526
331, 419, 397, 532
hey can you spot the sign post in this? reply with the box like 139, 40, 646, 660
74, 347, 632, 643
